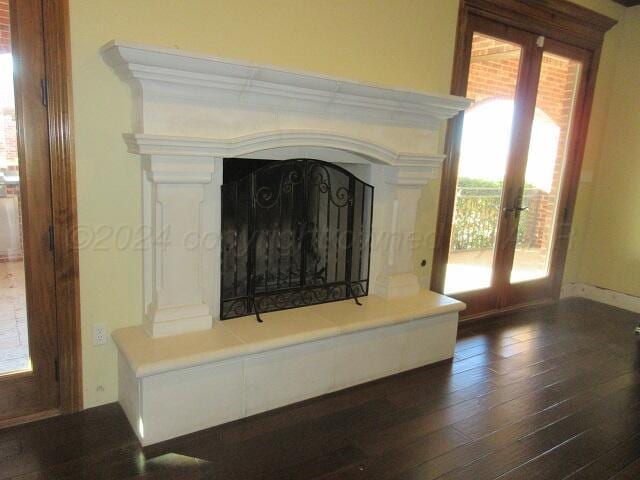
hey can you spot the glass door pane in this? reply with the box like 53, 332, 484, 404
0, 9, 30, 374
510, 52, 582, 283
444, 33, 522, 294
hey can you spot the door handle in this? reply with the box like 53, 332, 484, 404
503, 205, 528, 213
503, 187, 528, 214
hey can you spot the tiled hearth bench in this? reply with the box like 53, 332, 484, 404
113, 290, 464, 445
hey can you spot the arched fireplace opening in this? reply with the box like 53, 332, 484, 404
221, 158, 373, 321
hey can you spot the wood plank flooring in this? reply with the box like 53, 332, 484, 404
1, 298, 639, 479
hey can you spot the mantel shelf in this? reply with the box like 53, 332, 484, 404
102, 40, 471, 129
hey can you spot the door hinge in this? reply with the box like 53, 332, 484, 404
48, 225, 55, 251
41, 78, 48, 107
54, 357, 60, 382
536, 36, 545, 48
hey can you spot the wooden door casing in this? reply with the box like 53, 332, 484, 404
0, 0, 59, 420
0, 0, 81, 426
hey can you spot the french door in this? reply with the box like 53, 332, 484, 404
0, 0, 61, 422
433, 10, 599, 318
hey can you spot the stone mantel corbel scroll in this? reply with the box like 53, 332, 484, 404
103, 40, 470, 337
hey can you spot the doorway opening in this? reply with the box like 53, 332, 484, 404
445, 41, 580, 294
431, 0, 615, 319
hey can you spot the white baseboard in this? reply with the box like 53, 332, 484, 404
561, 283, 640, 314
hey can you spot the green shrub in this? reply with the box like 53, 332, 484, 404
452, 178, 537, 251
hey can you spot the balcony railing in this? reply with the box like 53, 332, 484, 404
451, 187, 549, 252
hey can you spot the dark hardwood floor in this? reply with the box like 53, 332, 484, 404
2, 298, 640, 479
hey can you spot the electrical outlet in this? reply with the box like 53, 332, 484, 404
93, 324, 108, 345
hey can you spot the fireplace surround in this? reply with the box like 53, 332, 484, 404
103, 40, 471, 445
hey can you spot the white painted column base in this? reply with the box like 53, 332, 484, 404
374, 273, 421, 299
143, 303, 213, 338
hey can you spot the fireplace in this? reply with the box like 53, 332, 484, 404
220, 158, 373, 321
102, 39, 471, 337
103, 40, 470, 446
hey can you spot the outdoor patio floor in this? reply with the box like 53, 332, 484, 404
0, 260, 30, 374
445, 248, 548, 294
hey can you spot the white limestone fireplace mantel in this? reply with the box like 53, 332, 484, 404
103, 40, 471, 445
103, 40, 470, 337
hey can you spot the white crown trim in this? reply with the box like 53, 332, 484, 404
102, 40, 471, 129
125, 131, 446, 169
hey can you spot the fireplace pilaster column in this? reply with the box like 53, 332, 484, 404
142, 154, 222, 337
372, 164, 434, 299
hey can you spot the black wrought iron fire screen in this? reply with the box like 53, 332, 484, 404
221, 158, 374, 321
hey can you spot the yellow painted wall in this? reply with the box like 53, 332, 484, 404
571, 6, 640, 296
562, 16, 623, 284
68, 0, 627, 407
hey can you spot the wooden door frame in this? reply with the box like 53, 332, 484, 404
1, 0, 80, 428
42, 0, 82, 414
430, 0, 616, 318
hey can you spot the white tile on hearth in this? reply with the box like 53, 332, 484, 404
333, 323, 405, 389
111, 325, 248, 378
311, 294, 411, 334
389, 290, 466, 319
244, 339, 335, 415
142, 359, 244, 445
223, 308, 339, 354
118, 352, 141, 439
401, 313, 458, 370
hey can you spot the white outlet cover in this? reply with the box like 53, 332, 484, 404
93, 324, 108, 345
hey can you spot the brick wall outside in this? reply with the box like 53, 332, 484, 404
465, 33, 580, 251
0, 0, 10, 54
1, 116, 18, 170
0, 0, 17, 173
0, 0, 22, 262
